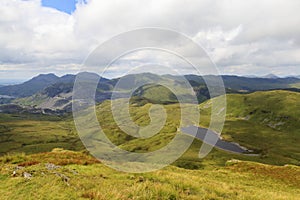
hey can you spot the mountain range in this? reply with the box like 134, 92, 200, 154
0, 72, 299, 113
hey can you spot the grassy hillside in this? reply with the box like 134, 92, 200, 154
0, 149, 299, 200
0, 114, 83, 155
0, 90, 299, 199
198, 90, 300, 166
1, 90, 299, 168
95, 90, 300, 167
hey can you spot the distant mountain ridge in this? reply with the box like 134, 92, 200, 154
261, 74, 280, 79
0, 73, 60, 97
0, 72, 104, 98
1, 72, 300, 113
185, 74, 300, 91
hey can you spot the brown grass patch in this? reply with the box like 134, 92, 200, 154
18, 160, 40, 167
228, 161, 300, 187
28, 151, 101, 166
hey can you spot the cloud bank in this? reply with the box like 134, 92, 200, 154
1, 0, 300, 79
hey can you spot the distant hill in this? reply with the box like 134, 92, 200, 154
0, 74, 60, 97
5, 72, 300, 112
185, 75, 300, 91
14, 72, 112, 111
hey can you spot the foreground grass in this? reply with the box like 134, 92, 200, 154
0, 149, 299, 200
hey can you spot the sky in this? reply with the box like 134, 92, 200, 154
41, 0, 77, 14
1, 0, 300, 80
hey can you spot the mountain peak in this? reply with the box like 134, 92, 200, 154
29, 73, 59, 82
34, 73, 58, 78
262, 74, 279, 79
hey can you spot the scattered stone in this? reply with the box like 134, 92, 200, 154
12, 171, 17, 177
268, 121, 285, 129
11, 166, 25, 177
45, 163, 61, 170
243, 115, 251, 120
72, 169, 78, 175
23, 172, 32, 179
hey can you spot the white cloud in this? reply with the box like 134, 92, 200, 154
0, 0, 300, 79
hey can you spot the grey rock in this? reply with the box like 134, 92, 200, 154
45, 163, 61, 170
23, 172, 32, 179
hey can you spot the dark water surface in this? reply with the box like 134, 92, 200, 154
181, 126, 254, 154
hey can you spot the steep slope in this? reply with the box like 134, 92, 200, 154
198, 90, 300, 165
224, 90, 300, 132
15, 72, 112, 111
0, 74, 60, 97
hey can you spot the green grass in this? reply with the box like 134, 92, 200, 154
0, 114, 84, 155
199, 90, 300, 166
0, 150, 299, 200
0, 90, 299, 168
94, 90, 300, 168
133, 84, 179, 104
0, 90, 300, 199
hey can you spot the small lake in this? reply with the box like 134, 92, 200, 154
181, 126, 256, 155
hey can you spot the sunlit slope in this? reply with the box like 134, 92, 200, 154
96, 90, 300, 166
0, 114, 83, 155
0, 90, 299, 167
0, 150, 299, 200
224, 90, 300, 132
199, 90, 300, 165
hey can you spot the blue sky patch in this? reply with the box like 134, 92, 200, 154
41, 0, 77, 14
